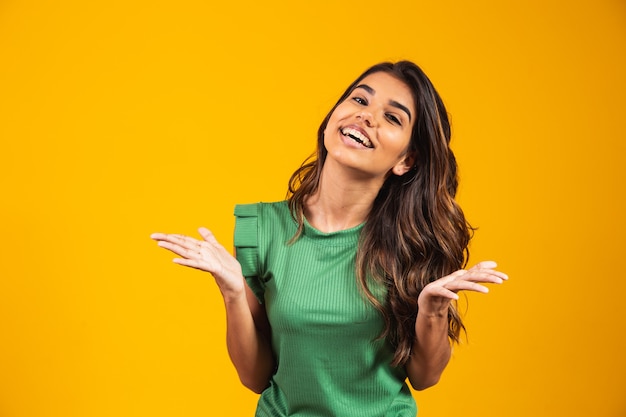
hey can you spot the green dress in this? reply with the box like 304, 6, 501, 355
234, 201, 417, 417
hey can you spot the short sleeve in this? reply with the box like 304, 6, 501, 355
234, 203, 265, 303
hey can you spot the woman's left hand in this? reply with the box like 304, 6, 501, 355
417, 261, 508, 316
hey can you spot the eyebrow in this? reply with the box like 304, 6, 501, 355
354, 83, 412, 122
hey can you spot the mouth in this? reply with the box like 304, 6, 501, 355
341, 127, 373, 148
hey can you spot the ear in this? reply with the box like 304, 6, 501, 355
391, 151, 416, 176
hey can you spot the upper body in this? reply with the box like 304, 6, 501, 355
234, 201, 416, 416
151, 61, 508, 416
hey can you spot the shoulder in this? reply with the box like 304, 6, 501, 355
234, 200, 295, 246
235, 200, 290, 221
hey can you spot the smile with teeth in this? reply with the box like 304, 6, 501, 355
341, 127, 373, 148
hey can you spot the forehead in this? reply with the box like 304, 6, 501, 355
355, 72, 415, 110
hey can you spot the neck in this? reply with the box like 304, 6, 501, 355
304, 160, 386, 233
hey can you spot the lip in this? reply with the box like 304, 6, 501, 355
340, 124, 374, 149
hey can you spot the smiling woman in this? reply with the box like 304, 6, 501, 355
152, 61, 507, 417
323, 72, 416, 182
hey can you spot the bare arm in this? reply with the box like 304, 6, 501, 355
406, 261, 508, 390
405, 304, 452, 391
151, 228, 275, 393
223, 278, 274, 393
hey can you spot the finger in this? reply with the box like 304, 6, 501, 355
172, 257, 207, 271
490, 270, 509, 281
156, 233, 202, 252
461, 270, 508, 283
151, 232, 189, 241
469, 260, 498, 271
444, 280, 490, 294
173, 256, 221, 276
468, 261, 509, 281
436, 269, 468, 285
150, 232, 168, 240
152, 232, 178, 243
430, 285, 461, 300
157, 240, 200, 259
198, 227, 219, 245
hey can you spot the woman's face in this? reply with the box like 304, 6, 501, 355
324, 71, 416, 180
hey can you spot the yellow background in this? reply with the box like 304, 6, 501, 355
1, 0, 625, 416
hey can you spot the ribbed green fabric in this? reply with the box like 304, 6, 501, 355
234, 201, 417, 417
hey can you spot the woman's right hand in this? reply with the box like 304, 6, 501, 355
150, 227, 245, 300
153, 228, 275, 392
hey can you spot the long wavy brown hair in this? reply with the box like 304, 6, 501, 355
287, 61, 472, 367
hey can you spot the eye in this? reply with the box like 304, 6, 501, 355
352, 96, 367, 105
385, 113, 402, 126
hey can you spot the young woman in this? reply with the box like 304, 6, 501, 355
151, 61, 507, 416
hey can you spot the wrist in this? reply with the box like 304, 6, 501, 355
415, 309, 449, 335
221, 286, 246, 305
417, 308, 448, 320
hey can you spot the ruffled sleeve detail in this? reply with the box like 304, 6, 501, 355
234, 203, 265, 303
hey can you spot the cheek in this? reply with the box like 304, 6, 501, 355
327, 103, 351, 124
387, 130, 412, 152
323, 123, 333, 139
324, 111, 342, 136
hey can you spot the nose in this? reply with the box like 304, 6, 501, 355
356, 110, 376, 127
